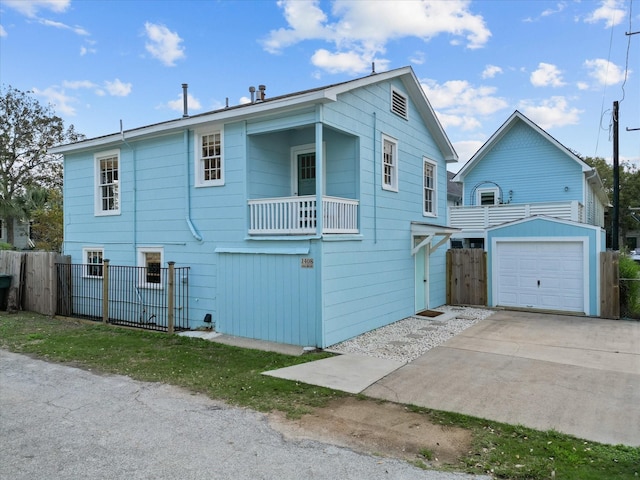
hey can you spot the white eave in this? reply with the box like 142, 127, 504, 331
50, 66, 459, 163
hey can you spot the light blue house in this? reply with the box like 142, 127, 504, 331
51, 66, 459, 347
450, 111, 609, 316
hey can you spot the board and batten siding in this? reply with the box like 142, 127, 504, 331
216, 245, 319, 346
462, 121, 583, 206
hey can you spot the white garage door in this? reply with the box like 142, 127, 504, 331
495, 241, 585, 313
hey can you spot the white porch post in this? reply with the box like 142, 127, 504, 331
315, 119, 324, 235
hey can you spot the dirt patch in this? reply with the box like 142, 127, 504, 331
269, 396, 472, 466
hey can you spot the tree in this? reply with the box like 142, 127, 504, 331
583, 155, 640, 248
30, 187, 64, 252
0, 86, 83, 246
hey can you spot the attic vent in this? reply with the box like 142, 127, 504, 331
391, 88, 408, 119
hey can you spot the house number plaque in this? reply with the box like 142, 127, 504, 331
301, 258, 314, 268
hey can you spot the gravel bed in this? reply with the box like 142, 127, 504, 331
329, 306, 495, 363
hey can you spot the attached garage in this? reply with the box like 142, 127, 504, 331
487, 216, 605, 316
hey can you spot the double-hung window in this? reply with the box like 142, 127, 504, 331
95, 150, 120, 215
423, 158, 437, 216
138, 247, 164, 288
195, 128, 224, 187
382, 134, 398, 192
83, 248, 104, 278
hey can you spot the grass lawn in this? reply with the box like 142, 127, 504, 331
1, 311, 638, 479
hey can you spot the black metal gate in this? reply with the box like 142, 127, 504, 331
56, 262, 190, 332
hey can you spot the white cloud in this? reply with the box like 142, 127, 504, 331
61, 79, 131, 97
584, 0, 626, 28
167, 93, 202, 112
481, 65, 502, 79
541, 2, 567, 17
518, 96, 582, 129
421, 78, 508, 116
38, 18, 89, 36
311, 49, 387, 75
144, 22, 185, 67
104, 79, 132, 97
421, 78, 508, 133
32, 86, 77, 116
584, 58, 627, 86
0, 25, 7, 37
263, 0, 491, 75
452, 140, 485, 165
63, 80, 97, 89
3, 0, 70, 17
530, 62, 566, 87
80, 45, 97, 56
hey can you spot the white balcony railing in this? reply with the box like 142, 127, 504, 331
248, 195, 359, 235
449, 200, 584, 230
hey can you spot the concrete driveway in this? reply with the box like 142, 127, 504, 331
364, 310, 640, 446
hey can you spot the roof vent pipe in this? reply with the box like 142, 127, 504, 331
182, 83, 189, 118
249, 86, 256, 103
257, 85, 266, 102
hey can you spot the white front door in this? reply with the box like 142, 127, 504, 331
494, 241, 585, 313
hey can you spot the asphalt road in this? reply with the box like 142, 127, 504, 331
0, 350, 489, 480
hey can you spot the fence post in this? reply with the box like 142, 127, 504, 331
102, 259, 109, 324
167, 261, 175, 334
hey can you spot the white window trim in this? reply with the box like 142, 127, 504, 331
194, 126, 224, 187
423, 158, 437, 217
94, 149, 121, 216
476, 187, 500, 206
381, 134, 399, 192
82, 247, 104, 279
137, 247, 164, 289
290, 143, 327, 196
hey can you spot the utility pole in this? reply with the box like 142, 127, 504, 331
612, 101, 619, 251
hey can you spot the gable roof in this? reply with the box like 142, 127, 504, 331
451, 110, 607, 204
50, 66, 457, 162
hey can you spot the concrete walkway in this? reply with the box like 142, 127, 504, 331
268, 311, 640, 446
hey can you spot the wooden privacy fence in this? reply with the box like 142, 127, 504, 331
0, 251, 70, 315
446, 248, 487, 306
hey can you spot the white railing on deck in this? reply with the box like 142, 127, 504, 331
449, 200, 585, 230
248, 195, 359, 235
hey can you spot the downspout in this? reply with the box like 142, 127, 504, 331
373, 112, 377, 243
184, 129, 203, 241
121, 121, 137, 259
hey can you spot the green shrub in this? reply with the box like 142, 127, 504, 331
619, 254, 640, 318
0, 242, 14, 251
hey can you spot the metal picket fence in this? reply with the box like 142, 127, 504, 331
56, 260, 189, 332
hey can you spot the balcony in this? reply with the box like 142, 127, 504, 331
449, 200, 585, 231
248, 195, 359, 235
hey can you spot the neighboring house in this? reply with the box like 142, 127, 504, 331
447, 170, 462, 207
450, 110, 609, 316
0, 218, 32, 249
51, 66, 459, 348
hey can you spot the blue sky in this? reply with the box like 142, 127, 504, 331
1, 0, 638, 171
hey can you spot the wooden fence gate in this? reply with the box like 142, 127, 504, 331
446, 248, 487, 306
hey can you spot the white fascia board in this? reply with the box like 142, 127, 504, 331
50, 90, 337, 155
486, 214, 604, 233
